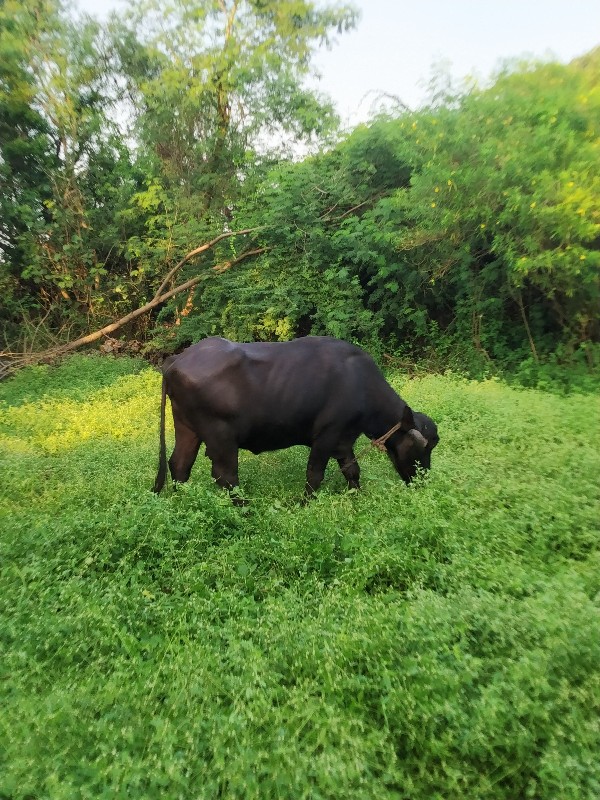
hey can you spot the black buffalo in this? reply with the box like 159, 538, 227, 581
153, 336, 438, 499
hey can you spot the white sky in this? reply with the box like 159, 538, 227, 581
77, 0, 600, 126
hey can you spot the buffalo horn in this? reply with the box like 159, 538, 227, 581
407, 428, 428, 449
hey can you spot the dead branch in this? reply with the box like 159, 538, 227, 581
213, 247, 265, 274
514, 288, 540, 363
152, 227, 261, 301
0, 245, 267, 375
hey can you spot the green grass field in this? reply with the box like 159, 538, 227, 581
1, 354, 599, 799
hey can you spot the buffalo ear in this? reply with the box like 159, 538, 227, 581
400, 403, 416, 432
407, 428, 428, 449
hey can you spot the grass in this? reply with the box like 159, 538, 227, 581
0, 353, 599, 799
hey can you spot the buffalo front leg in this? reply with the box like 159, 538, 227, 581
210, 455, 239, 492
169, 421, 201, 484
304, 443, 333, 499
205, 441, 243, 504
335, 447, 360, 490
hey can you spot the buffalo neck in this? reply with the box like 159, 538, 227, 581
362, 381, 409, 440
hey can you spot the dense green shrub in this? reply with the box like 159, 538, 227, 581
171, 52, 600, 373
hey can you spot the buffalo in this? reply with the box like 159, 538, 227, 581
153, 336, 438, 500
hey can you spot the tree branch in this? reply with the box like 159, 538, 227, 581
1, 246, 268, 371
514, 288, 539, 363
152, 227, 261, 301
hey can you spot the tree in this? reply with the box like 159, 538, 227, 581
0, 0, 145, 343
173, 118, 413, 346
108, 0, 358, 303
198, 53, 600, 368
0, 0, 358, 350
0, 0, 59, 332
388, 55, 600, 362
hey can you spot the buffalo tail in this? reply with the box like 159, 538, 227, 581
153, 375, 167, 493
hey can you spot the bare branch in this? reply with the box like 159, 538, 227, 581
0, 245, 268, 374
152, 227, 262, 301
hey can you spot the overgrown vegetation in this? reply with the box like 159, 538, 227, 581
0, 0, 356, 346
1, 0, 598, 377
2, 2, 598, 794
1, 356, 599, 798
190, 52, 600, 371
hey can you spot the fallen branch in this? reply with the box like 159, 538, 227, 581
152, 227, 261, 301
0, 245, 267, 374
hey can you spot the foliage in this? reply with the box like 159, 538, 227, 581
0, 0, 357, 344
1, 355, 599, 798
1, 0, 598, 379
180, 51, 600, 373
0, 0, 58, 327
388, 54, 600, 362
109, 0, 358, 302
0, 0, 147, 339
174, 119, 411, 346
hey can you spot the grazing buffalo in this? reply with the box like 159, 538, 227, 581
153, 336, 438, 500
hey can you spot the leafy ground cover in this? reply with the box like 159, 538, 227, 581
1, 354, 599, 799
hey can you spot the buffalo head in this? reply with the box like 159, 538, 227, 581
386, 412, 439, 484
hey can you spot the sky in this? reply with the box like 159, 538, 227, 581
78, 0, 600, 127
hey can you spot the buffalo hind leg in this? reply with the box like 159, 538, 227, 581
169, 421, 201, 484
207, 446, 244, 505
335, 447, 360, 490
305, 443, 333, 499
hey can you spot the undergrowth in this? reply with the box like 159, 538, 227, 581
0, 355, 599, 799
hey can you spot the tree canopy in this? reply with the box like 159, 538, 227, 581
175, 51, 599, 372
1, 0, 598, 377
